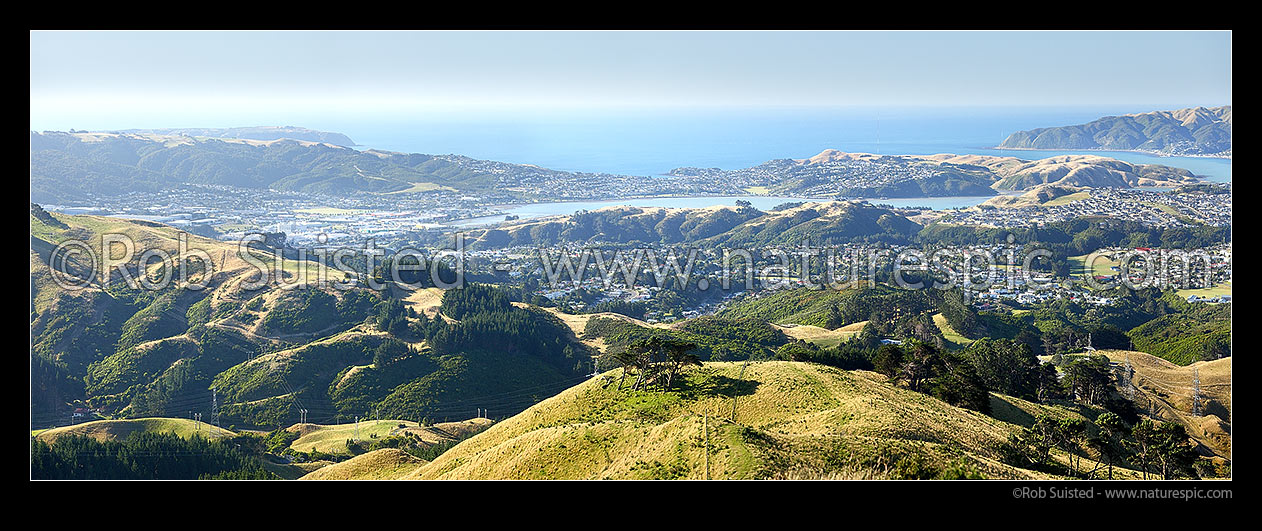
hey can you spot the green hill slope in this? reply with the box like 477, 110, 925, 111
31, 212, 594, 432
34, 417, 234, 443
406, 361, 1098, 480
465, 201, 921, 250
998, 106, 1231, 156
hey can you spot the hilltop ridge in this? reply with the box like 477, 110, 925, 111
998, 106, 1231, 157
113, 126, 356, 147
30, 131, 1204, 205
404, 361, 1112, 480
668, 149, 1199, 199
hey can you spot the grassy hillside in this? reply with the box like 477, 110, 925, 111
32, 212, 593, 432
717, 284, 931, 333
29, 211, 284, 420
406, 361, 1102, 480
717, 288, 855, 328
933, 313, 974, 349
1100, 350, 1231, 458
465, 202, 920, 250
287, 420, 416, 454
774, 322, 866, 349
34, 417, 234, 443
285, 418, 492, 455
298, 449, 427, 480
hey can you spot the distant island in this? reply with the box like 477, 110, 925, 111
997, 106, 1231, 158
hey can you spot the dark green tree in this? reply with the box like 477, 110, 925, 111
1087, 412, 1129, 480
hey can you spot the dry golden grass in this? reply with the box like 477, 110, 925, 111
384, 182, 456, 194
529, 306, 671, 339
299, 449, 427, 480
932, 313, 974, 348
35, 417, 234, 443
403, 287, 446, 318
774, 322, 866, 348
404, 362, 1086, 480
393, 418, 494, 446
1099, 350, 1231, 457
30, 213, 348, 324
1041, 190, 1091, 206
287, 418, 492, 455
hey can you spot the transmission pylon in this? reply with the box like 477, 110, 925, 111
1122, 354, 1135, 400
1192, 368, 1204, 417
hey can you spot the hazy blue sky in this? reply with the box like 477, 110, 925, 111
30, 30, 1231, 129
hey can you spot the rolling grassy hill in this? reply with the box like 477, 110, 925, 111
298, 448, 428, 480
716, 287, 856, 328
285, 418, 492, 455
464, 202, 921, 250
1100, 350, 1231, 459
774, 322, 867, 349
33, 417, 234, 443
30, 210, 1229, 479
287, 419, 415, 454
932, 313, 974, 349
404, 361, 1112, 480
31, 212, 595, 432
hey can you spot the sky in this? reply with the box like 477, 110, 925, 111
30, 30, 1231, 130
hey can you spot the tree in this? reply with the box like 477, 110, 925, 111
1128, 419, 1158, 479
939, 290, 980, 337
964, 338, 1040, 399
662, 339, 701, 389
1087, 412, 1129, 480
898, 341, 942, 393
1126, 419, 1196, 479
1035, 363, 1064, 402
1054, 417, 1089, 478
388, 316, 409, 338
930, 354, 992, 414
1149, 422, 1199, 480
1008, 414, 1059, 470
824, 304, 845, 329
776, 341, 819, 363
1061, 355, 1114, 405
612, 346, 641, 390
620, 337, 663, 391
873, 344, 904, 378
372, 339, 410, 367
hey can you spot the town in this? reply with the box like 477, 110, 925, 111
939, 186, 1232, 228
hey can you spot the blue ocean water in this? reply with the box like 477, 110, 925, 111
310, 105, 1231, 182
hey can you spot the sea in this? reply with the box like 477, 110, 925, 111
304, 105, 1230, 223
